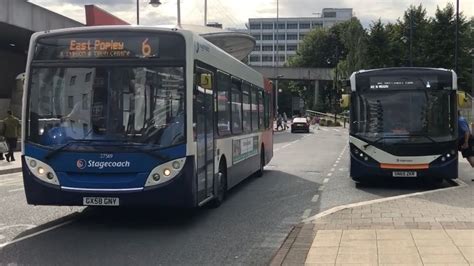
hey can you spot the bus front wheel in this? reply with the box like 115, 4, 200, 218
210, 163, 227, 208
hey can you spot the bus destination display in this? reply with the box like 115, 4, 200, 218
60, 38, 156, 59
369, 75, 438, 90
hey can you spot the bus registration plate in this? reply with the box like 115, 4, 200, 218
83, 197, 119, 206
392, 171, 417, 177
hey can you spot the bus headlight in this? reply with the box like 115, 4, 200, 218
145, 157, 186, 187
25, 156, 60, 186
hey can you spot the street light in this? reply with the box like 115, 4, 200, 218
137, 0, 162, 25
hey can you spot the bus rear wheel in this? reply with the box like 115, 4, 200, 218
256, 148, 265, 177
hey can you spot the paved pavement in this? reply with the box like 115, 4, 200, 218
272, 173, 474, 265
0, 152, 22, 175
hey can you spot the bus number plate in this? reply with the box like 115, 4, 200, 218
392, 171, 417, 177
83, 197, 119, 206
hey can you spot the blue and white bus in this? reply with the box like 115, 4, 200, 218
22, 26, 273, 207
346, 67, 459, 183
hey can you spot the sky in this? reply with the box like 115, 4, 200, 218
29, 0, 474, 29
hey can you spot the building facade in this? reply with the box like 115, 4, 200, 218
247, 8, 352, 67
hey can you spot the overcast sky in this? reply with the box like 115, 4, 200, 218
29, 0, 473, 28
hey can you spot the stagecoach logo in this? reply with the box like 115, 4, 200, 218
77, 159, 87, 170
76, 159, 131, 170
396, 158, 413, 163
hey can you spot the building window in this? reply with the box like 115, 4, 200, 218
287, 34, 297, 40
276, 34, 285, 40
262, 45, 273, 51
262, 23, 273, 30
300, 23, 310, 29
262, 55, 273, 62
250, 55, 260, 62
85, 72, 92, 82
312, 22, 323, 28
277, 45, 285, 51
324, 11, 337, 18
249, 23, 261, 29
275, 55, 285, 62
69, 76, 76, 86
253, 45, 261, 51
287, 23, 298, 29
252, 34, 261, 40
277, 23, 285, 29
299, 34, 307, 40
287, 45, 297, 51
262, 34, 273, 40
67, 96, 74, 109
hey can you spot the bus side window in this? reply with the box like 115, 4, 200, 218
251, 86, 259, 131
258, 89, 264, 129
242, 82, 251, 133
231, 77, 243, 134
216, 71, 231, 136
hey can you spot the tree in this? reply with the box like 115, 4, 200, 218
288, 28, 341, 68
367, 20, 391, 68
335, 17, 368, 79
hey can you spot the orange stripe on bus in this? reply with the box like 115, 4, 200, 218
380, 163, 429, 170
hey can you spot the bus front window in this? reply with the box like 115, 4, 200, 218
27, 66, 185, 149
352, 90, 456, 143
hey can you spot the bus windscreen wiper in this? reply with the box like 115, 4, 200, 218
45, 139, 119, 160
362, 134, 436, 149
118, 141, 169, 161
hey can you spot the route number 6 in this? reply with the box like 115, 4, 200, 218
142, 38, 151, 57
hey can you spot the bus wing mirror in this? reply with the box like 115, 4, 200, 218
340, 94, 350, 108
457, 91, 468, 108
200, 74, 212, 90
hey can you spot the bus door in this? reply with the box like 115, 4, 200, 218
194, 67, 215, 201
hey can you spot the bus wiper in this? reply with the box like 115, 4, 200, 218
44, 139, 118, 160
362, 135, 409, 149
403, 134, 436, 143
119, 141, 169, 161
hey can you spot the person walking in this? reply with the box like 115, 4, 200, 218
2, 110, 21, 162
283, 112, 288, 130
458, 111, 474, 173
276, 114, 283, 131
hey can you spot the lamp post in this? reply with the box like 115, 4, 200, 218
137, 0, 162, 25
455, 0, 459, 73
138, 0, 181, 27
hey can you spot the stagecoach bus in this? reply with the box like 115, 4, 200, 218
344, 67, 459, 183
22, 26, 273, 207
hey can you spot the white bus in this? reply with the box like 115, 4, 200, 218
22, 26, 274, 208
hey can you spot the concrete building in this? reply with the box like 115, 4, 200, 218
0, 0, 83, 117
247, 8, 352, 67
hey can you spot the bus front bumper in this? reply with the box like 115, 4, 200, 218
22, 156, 197, 208
350, 155, 458, 180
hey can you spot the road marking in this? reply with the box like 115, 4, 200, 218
321, 128, 328, 131
301, 209, 312, 219
339, 168, 345, 171
333, 164, 337, 167
8, 188, 24, 193
0, 224, 36, 231
323, 178, 329, 184
0, 219, 76, 249
303, 179, 467, 223
333, 129, 340, 132
327, 173, 332, 177
318, 185, 325, 191
311, 195, 320, 202
330, 168, 335, 172
335, 160, 340, 164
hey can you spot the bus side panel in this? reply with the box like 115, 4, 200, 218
22, 155, 198, 207
227, 154, 260, 188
